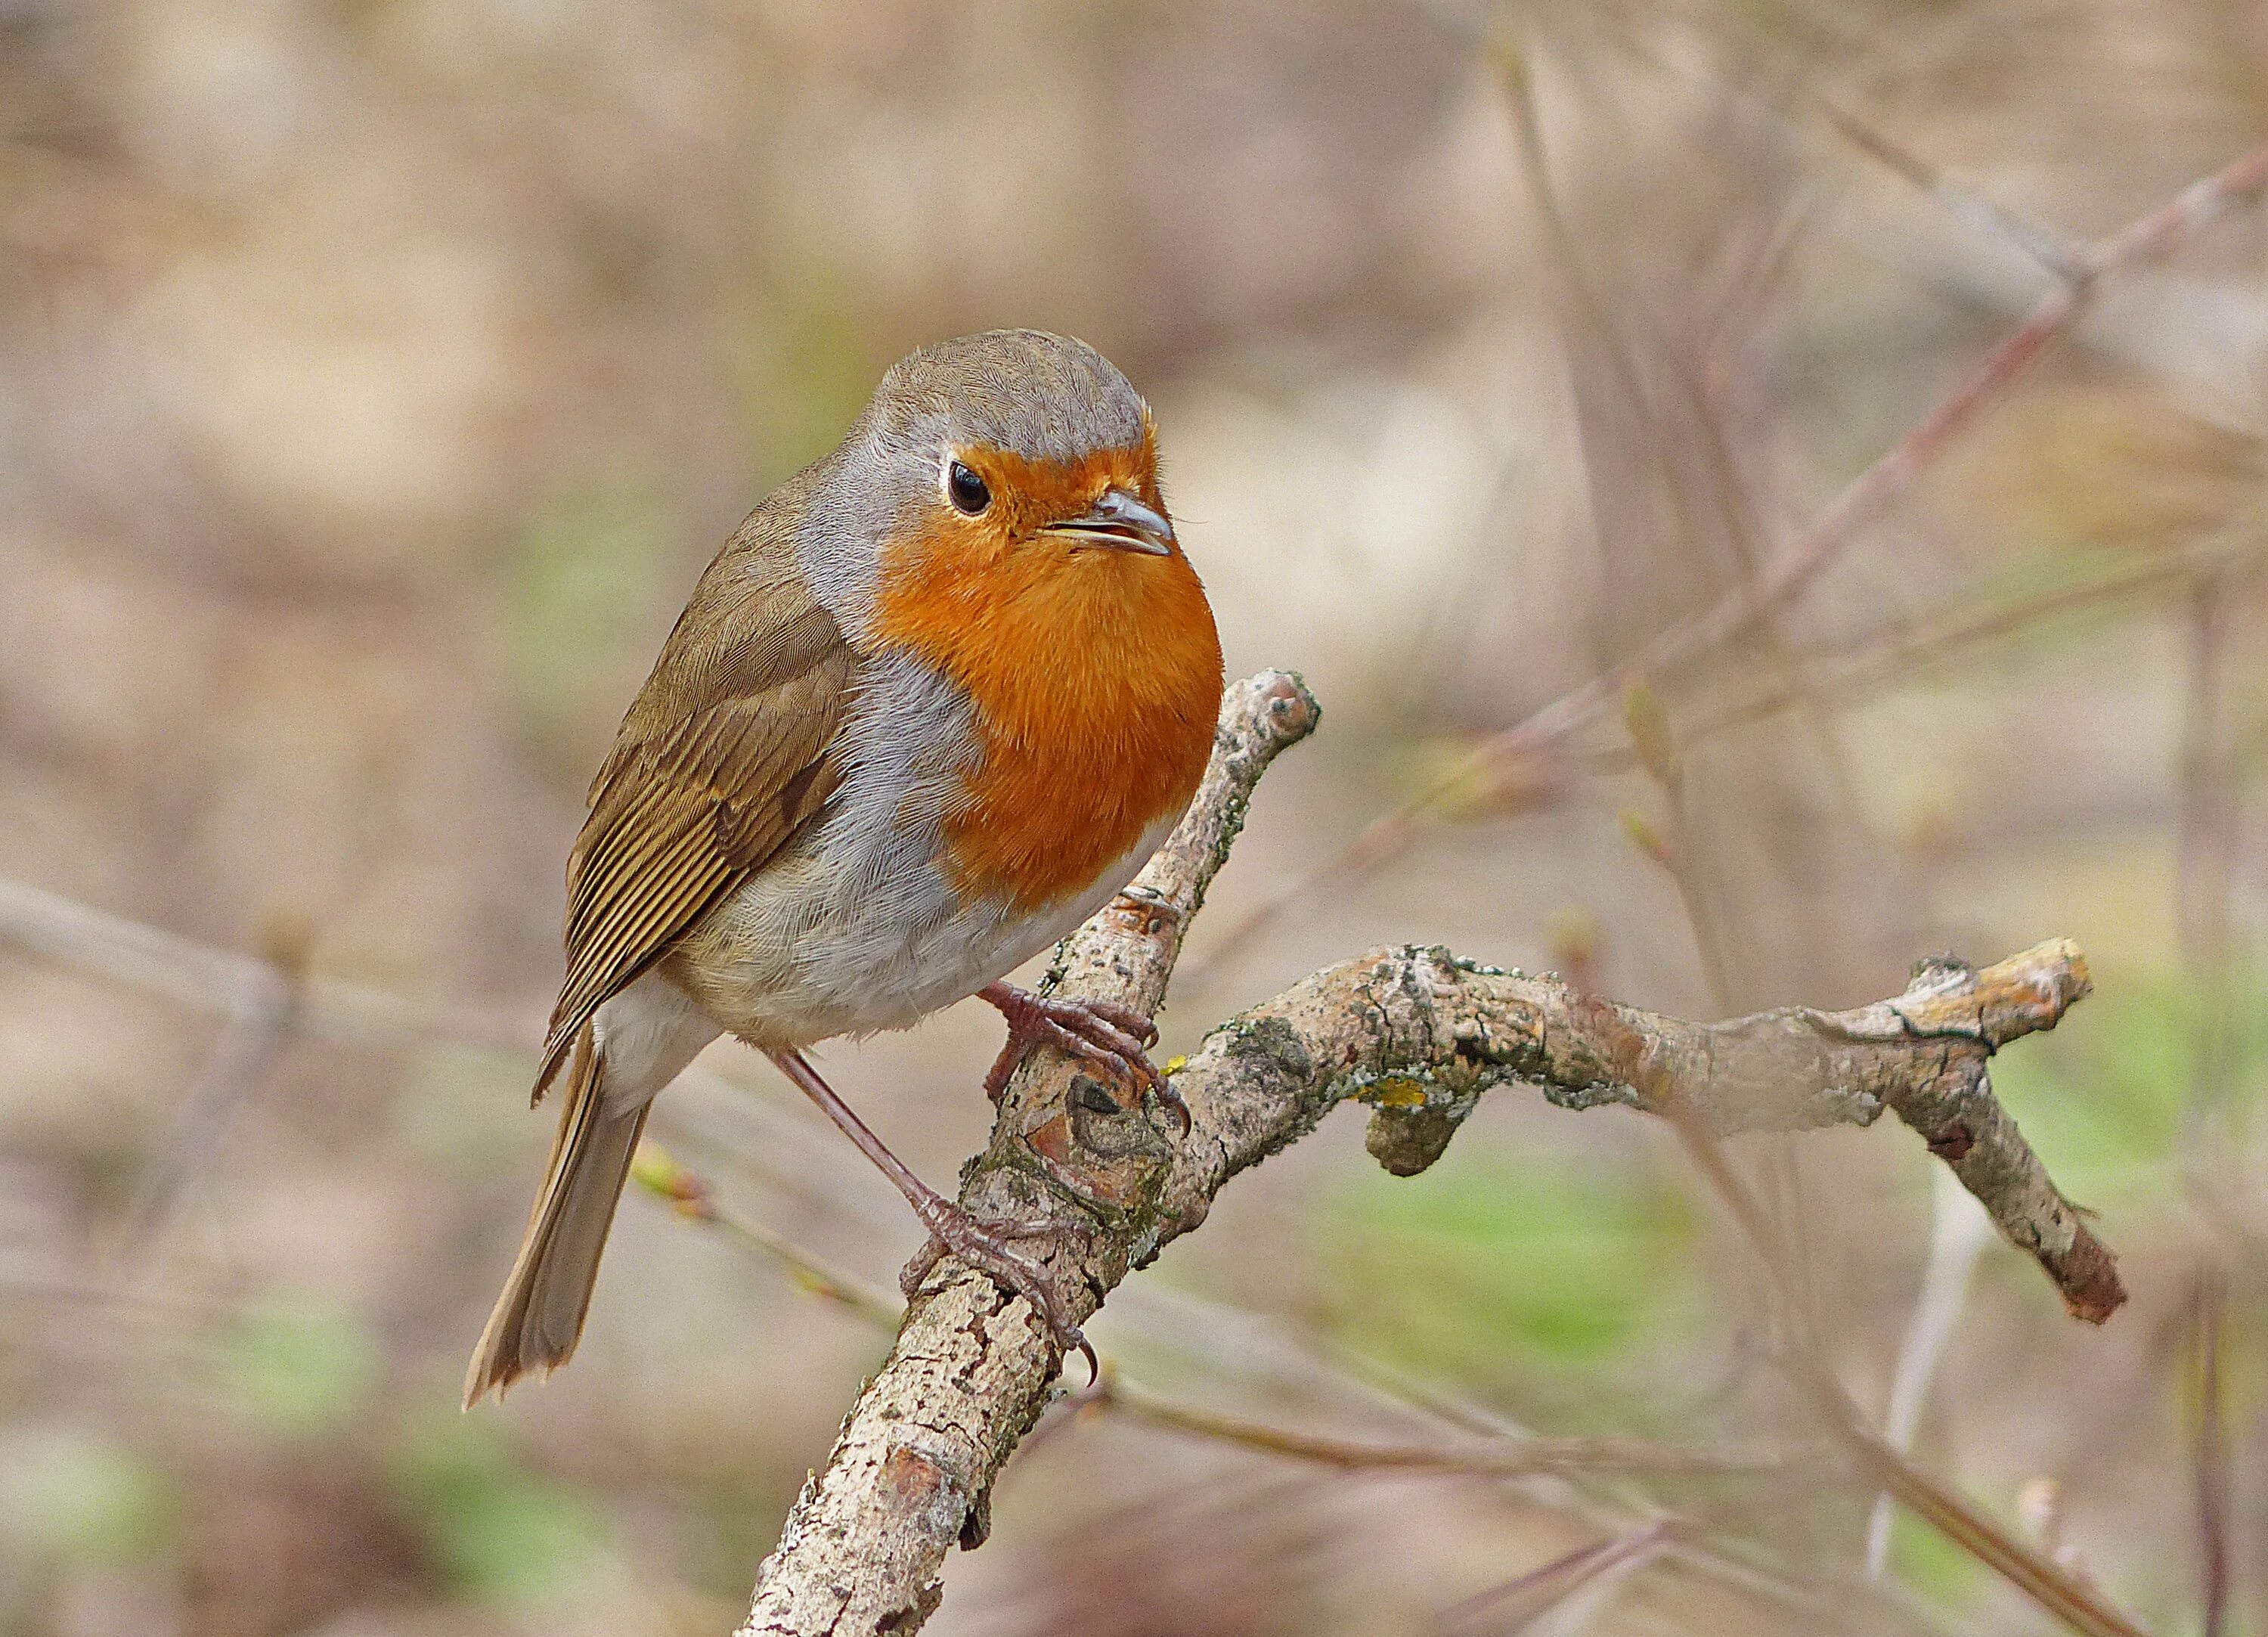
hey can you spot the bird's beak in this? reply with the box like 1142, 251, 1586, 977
1043, 487, 1176, 556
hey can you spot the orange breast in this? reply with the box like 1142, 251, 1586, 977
869, 518, 1223, 914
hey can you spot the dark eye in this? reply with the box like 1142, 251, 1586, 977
947, 460, 991, 515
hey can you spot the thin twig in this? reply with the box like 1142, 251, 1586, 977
1647, 532, 2263, 769
111, 921, 308, 1259
2195, 1269, 2232, 1637
1510, 25, 1861, 857
637, 1141, 1774, 1507
1811, 98, 2089, 284
631, 1145, 904, 1326
1864, 1165, 1993, 1580
1441, 1518, 1684, 1632
1607, 5, 2092, 285
1101, 1375, 1779, 1482
2176, 562, 2240, 1637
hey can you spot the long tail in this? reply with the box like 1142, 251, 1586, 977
463, 1024, 651, 1407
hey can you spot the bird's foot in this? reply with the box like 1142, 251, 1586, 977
978, 982, 1188, 1134
900, 1204, 1097, 1381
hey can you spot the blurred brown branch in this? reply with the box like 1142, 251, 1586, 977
1442, 1518, 1686, 1632
110, 914, 305, 1257
0, 874, 534, 1248
0, 875, 527, 1052
1813, 98, 2090, 284
1094, 1373, 1777, 1483
739, 674, 2115, 1637
1645, 1046, 2145, 1637
1191, 138, 2268, 976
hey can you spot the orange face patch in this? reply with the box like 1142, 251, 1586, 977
866, 440, 1224, 913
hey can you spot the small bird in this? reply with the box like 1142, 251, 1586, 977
465, 330, 1223, 1406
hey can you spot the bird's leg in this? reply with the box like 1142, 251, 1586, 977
763, 1047, 1096, 1379
976, 981, 1189, 1134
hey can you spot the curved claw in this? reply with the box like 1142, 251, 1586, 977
1064, 1325, 1101, 1386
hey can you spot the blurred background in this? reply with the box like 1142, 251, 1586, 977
4, 0, 2266, 1632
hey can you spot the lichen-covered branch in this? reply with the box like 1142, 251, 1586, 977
1160, 939, 2107, 1319
738, 674, 2114, 1637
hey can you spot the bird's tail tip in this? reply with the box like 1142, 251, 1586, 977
462, 1025, 636, 1409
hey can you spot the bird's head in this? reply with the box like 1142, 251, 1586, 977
804, 330, 1191, 633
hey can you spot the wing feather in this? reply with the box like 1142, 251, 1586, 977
536, 530, 854, 1083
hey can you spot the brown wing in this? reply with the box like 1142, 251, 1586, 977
538, 530, 853, 1084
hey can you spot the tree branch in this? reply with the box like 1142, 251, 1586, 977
739, 673, 2114, 1637
0, 874, 525, 1051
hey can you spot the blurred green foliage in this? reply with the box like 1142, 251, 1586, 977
389, 1418, 611, 1605
506, 478, 680, 770
1315, 1134, 1697, 1385
1885, 1507, 1985, 1608
0, 1428, 180, 1568
213, 1294, 386, 1437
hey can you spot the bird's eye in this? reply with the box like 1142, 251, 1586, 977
946, 460, 991, 515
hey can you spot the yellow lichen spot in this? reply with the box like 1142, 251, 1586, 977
1367, 1076, 1429, 1108
1162, 1054, 1188, 1077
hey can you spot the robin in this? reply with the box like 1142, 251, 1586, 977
465, 330, 1223, 1406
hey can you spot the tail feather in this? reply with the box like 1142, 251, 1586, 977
463, 1025, 650, 1407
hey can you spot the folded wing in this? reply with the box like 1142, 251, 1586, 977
537, 547, 853, 1087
